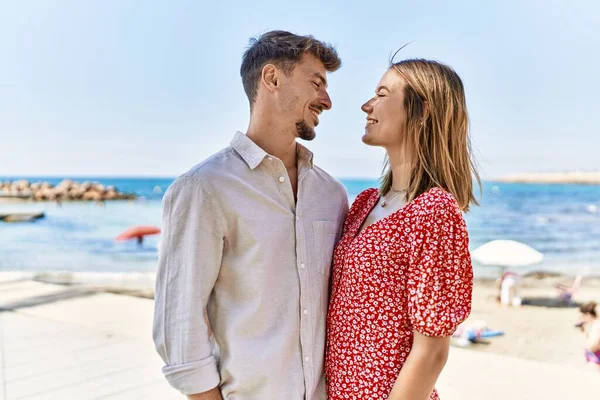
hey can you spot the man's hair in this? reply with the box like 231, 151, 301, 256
240, 30, 341, 108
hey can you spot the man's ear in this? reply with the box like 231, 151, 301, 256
261, 64, 279, 92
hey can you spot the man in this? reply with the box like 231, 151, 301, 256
153, 30, 349, 400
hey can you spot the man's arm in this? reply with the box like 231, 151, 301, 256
153, 176, 225, 396
387, 331, 450, 400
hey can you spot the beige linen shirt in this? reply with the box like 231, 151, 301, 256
153, 132, 349, 400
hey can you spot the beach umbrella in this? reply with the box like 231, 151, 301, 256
116, 225, 161, 245
471, 239, 543, 276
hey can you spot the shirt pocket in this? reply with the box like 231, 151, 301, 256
312, 220, 339, 277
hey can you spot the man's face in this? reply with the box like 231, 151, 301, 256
278, 54, 332, 141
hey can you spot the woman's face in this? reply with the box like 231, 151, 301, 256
361, 69, 408, 149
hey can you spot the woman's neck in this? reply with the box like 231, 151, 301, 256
387, 147, 413, 191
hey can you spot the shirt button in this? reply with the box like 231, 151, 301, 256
303, 309, 308, 315
296, 216, 300, 221
278, 176, 285, 183
300, 263, 306, 269
267, 156, 273, 161
305, 356, 310, 362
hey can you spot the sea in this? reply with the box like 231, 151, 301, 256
2, 177, 600, 277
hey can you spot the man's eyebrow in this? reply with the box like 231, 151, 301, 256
312, 72, 327, 87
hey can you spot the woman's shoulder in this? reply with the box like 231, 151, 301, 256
345, 188, 378, 223
353, 188, 379, 205
413, 187, 461, 216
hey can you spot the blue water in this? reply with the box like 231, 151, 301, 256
2, 177, 600, 276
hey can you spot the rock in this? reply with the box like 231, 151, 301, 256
68, 188, 82, 199
82, 191, 102, 201
15, 180, 29, 190
56, 179, 74, 192
54, 186, 69, 197
0, 179, 136, 202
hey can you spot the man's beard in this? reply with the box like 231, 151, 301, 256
296, 119, 316, 141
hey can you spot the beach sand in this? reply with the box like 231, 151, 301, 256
1, 272, 599, 399
464, 276, 600, 369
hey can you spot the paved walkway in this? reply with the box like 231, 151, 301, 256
1, 278, 598, 399
0, 279, 177, 400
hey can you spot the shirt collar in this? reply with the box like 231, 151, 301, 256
231, 131, 314, 170
296, 142, 314, 169
231, 131, 268, 170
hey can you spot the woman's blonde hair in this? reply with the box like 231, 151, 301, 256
380, 58, 480, 211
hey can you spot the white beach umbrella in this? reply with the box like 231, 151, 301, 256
471, 240, 543, 275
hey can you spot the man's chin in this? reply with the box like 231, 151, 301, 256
296, 120, 316, 141
299, 131, 316, 141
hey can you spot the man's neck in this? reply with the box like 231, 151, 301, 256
247, 119, 298, 170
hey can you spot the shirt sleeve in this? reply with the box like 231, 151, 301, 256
407, 201, 473, 337
152, 176, 225, 395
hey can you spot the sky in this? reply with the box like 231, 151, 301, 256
1, 0, 599, 179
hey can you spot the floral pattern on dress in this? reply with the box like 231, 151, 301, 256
325, 187, 473, 400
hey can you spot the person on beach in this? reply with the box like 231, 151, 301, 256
578, 301, 600, 370
497, 270, 522, 307
152, 31, 348, 400
325, 57, 480, 400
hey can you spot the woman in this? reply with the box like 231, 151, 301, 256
325, 58, 480, 400
578, 301, 600, 369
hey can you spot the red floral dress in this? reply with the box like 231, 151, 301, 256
325, 187, 473, 400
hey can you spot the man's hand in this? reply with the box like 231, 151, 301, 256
187, 388, 223, 400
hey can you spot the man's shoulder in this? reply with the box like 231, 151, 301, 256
311, 164, 347, 197
167, 147, 240, 196
181, 147, 237, 181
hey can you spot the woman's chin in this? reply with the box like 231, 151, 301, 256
362, 133, 377, 146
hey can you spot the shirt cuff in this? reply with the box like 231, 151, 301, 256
162, 355, 220, 395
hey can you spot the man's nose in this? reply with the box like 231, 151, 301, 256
320, 90, 332, 111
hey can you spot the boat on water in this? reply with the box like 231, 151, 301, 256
0, 212, 45, 222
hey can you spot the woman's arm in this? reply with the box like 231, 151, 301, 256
587, 322, 600, 352
393, 196, 471, 399
387, 331, 450, 400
